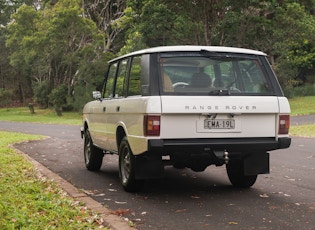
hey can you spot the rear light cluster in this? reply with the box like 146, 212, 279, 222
144, 115, 160, 136
278, 114, 290, 134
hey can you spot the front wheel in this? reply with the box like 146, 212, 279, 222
226, 160, 257, 188
84, 129, 104, 171
118, 137, 143, 192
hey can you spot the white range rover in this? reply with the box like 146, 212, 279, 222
81, 46, 291, 192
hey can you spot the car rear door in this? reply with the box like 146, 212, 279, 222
158, 52, 290, 140
160, 95, 282, 139
89, 62, 118, 149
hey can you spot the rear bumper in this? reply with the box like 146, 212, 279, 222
148, 137, 291, 153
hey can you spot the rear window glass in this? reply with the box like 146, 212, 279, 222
160, 54, 273, 95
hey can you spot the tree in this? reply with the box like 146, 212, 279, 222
216, 1, 275, 49
0, 0, 41, 106
6, 0, 109, 112
139, 0, 179, 46
49, 84, 67, 116
5, 4, 39, 103
3, 0, 315, 109
118, 0, 196, 53
272, 2, 315, 88
83, 0, 127, 52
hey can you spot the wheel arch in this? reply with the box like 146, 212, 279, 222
84, 121, 89, 131
116, 126, 126, 150
81, 120, 90, 139
82, 117, 90, 131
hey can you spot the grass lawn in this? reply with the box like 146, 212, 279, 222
289, 124, 315, 138
289, 95, 315, 116
0, 107, 82, 125
288, 96, 315, 137
0, 131, 107, 229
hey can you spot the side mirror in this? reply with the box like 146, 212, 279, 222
92, 91, 102, 100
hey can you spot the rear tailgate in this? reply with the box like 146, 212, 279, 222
160, 96, 279, 139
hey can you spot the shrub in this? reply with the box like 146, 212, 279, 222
283, 84, 315, 98
33, 82, 49, 109
0, 89, 13, 107
68, 84, 95, 112
49, 85, 68, 116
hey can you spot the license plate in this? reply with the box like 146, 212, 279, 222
204, 119, 235, 129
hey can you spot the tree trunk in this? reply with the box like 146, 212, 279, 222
28, 103, 35, 114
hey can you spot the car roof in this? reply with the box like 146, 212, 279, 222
109, 45, 266, 63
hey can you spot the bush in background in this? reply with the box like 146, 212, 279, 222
0, 89, 13, 107
33, 82, 49, 109
48, 85, 68, 116
284, 84, 315, 98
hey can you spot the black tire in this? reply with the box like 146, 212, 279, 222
84, 129, 103, 171
226, 160, 257, 188
118, 137, 143, 192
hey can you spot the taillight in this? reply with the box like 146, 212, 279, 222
278, 114, 290, 134
144, 115, 160, 136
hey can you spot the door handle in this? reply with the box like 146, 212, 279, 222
103, 107, 106, 112
116, 106, 120, 112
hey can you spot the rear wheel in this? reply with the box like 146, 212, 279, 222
84, 129, 103, 171
119, 137, 143, 192
226, 160, 257, 188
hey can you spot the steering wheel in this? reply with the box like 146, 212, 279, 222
172, 82, 189, 89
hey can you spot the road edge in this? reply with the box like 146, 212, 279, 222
11, 144, 136, 230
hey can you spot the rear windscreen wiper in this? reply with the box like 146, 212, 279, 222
208, 89, 230, 95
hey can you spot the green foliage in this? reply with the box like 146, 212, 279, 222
272, 2, 315, 88
219, 2, 273, 49
5, 1, 108, 109
118, 31, 147, 55
0, 89, 13, 107
6, 5, 39, 69
0, 0, 28, 26
139, 0, 176, 46
69, 84, 93, 111
33, 82, 49, 109
49, 85, 68, 116
120, 0, 195, 51
288, 40, 315, 69
284, 84, 315, 98
68, 51, 113, 111
49, 85, 67, 107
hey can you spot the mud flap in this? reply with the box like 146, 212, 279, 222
134, 154, 164, 179
243, 152, 269, 176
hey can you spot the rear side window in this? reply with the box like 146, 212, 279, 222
104, 63, 117, 98
128, 56, 142, 96
160, 54, 274, 95
115, 59, 129, 98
